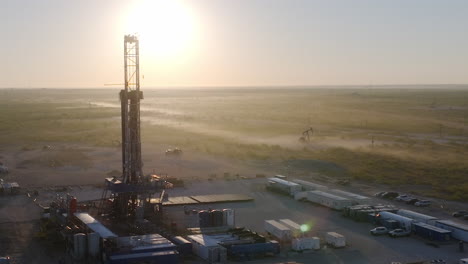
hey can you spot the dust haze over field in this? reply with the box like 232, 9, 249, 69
1, 86, 468, 201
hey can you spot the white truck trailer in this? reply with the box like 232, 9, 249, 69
264, 220, 292, 241
306, 190, 353, 210
279, 219, 302, 237
329, 189, 371, 205
396, 209, 438, 225
325, 232, 346, 248
267, 178, 302, 196
292, 179, 328, 191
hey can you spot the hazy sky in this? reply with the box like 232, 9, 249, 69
2, 0, 468, 88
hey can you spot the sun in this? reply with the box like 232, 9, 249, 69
125, 0, 197, 61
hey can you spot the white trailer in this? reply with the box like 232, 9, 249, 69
378, 211, 414, 231
292, 237, 320, 251
396, 209, 438, 225
325, 232, 345, 248
292, 179, 328, 191
306, 190, 353, 210
329, 189, 371, 205
435, 220, 468, 242
267, 178, 302, 196
264, 220, 292, 241
279, 219, 301, 237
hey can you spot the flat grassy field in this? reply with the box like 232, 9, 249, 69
1, 87, 467, 200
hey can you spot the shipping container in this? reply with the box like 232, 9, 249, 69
267, 178, 302, 196
292, 179, 328, 191
396, 209, 438, 225
435, 220, 468, 242
110, 234, 176, 255
264, 220, 292, 241
377, 211, 414, 231
325, 232, 345, 248
291, 237, 320, 251
306, 191, 353, 210
329, 189, 371, 205
413, 222, 451, 241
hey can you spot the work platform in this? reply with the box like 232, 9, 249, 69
150, 194, 253, 206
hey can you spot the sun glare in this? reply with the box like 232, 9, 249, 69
125, 0, 197, 61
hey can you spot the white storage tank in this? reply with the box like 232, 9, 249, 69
73, 233, 87, 260
222, 209, 235, 227
292, 179, 328, 191
396, 209, 438, 225
306, 190, 353, 210
329, 189, 371, 205
292, 237, 320, 251
325, 232, 346, 248
87, 232, 100, 258
378, 211, 414, 231
264, 220, 292, 241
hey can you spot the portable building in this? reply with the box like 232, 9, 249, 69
413, 222, 451, 241
292, 237, 320, 251
396, 209, 438, 225
264, 220, 292, 241
267, 178, 302, 196
325, 232, 345, 248
292, 179, 328, 191
435, 220, 468, 242
329, 189, 371, 205
377, 211, 414, 231
279, 219, 302, 237
187, 234, 226, 263
306, 191, 353, 210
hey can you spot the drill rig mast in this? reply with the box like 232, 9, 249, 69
101, 35, 165, 220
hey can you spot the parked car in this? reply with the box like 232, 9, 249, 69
395, 194, 409, 201
370, 227, 388, 236
388, 229, 410, 237
415, 200, 432, 207
452, 211, 468, 217
374, 191, 386, 197
382, 192, 399, 199
429, 260, 446, 264
406, 198, 420, 205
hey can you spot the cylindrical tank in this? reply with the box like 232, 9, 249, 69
87, 232, 100, 258
73, 233, 87, 260
212, 210, 223, 227
199, 210, 210, 227
69, 197, 77, 215
223, 209, 235, 227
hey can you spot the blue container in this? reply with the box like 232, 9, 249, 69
170, 236, 192, 255
108, 250, 178, 264
229, 241, 280, 256
413, 222, 451, 241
